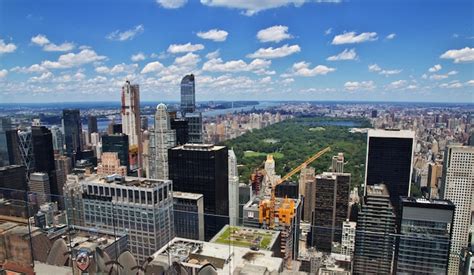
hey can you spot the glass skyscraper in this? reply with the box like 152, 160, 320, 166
396, 197, 454, 274
62, 109, 82, 157
180, 74, 195, 115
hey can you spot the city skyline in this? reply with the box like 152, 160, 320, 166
0, 0, 473, 103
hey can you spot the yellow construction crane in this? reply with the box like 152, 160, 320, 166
258, 146, 331, 229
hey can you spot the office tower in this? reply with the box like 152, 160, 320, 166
79, 174, 174, 262
185, 112, 203, 143
239, 183, 252, 225
0, 117, 12, 166
29, 172, 50, 205
87, 115, 98, 135
303, 177, 316, 222
63, 174, 85, 226
102, 134, 129, 172
371, 110, 377, 118
31, 126, 58, 197
17, 130, 34, 175
353, 184, 396, 275
228, 149, 239, 226
173, 191, 205, 241
180, 74, 195, 115
54, 155, 71, 199
309, 172, 350, 252
148, 104, 176, 180
97, 152, 127, 176
90, 132, 100, 146
341, 220, 356, 257
170, 117, 189, 145
50, 125, 64, 155
365, 129, 415, 210
169, 144, 229, 240
396, 197, 455, 274
62, 109, 82, 157
0, 165, 27, 191
441, 145, 474, 274
141, 116, 148, 131
331, 152, 344, 173
299, 166, 315, 203
427, 162, 443, 199
4, 129, 21, 166
121, 81, 142, 173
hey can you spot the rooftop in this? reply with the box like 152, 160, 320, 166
210, 225, 279, 250
150, 237, 283, 274
173, 191, 203, 200
366, 184, 390, 197
72, 173, 170, 188
172, 143, 226, 151
368, 128, 415, 139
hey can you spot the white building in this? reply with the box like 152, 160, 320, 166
66, 173, 175, 262
147, 104, 176, 180
121, 81, 142, 173
341, 220, 356, 257
441, 145, 474, 274
228, 149, 239, 226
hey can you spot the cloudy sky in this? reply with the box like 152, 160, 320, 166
0, 0, 473, 103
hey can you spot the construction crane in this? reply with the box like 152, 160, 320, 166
258, 146, 331, 229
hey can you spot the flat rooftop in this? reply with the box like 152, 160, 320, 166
366, 184, 390, 197
210, 225, 279, 250
173, 191, 203, 200
368, 128, 415, 139
76, 173, 170, 188
150, 237, 282, 274
171, 143, 226, 151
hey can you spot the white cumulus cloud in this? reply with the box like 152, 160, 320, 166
167, 43, 204, 53
440, 47, 474, 63
0, 38, 17, 54
344, 80, 375, 91
106, 25, 144, 41
368, 64, 402, 76
95, 63, 138, 75
41, 49, 106, 69
257, 25, 292, 43
428, 64, 442, 72
197, 29, 228, 42
332, 31, 378, 45
247, 44, 300, 59
0, 69, 8, 78
31, 34, 50, 46
386, 33, 396, 40
31, 34, 75, 52
156, 0, 187, 8
327, 48, 358, 61
141, 61, 165, 74
285, 61, 336, 77
202, 58, 271, 74
131, 53, 146, 62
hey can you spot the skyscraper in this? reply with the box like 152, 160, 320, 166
331, 152, 344, 173
228, 149, 239, 226
121, 81, 142, 173
173, 191, 205, 241
441, 145, 474, 274
180, 74, 195, 115
62, 109, 82, 157
102, 134, 129, 172
29, 172, 50, 205
170, 117, 189, 145
0, 117, 12, 166
87, 115, 98, 135
169, 144, 229, 240
395, 197, 455, 274
50, 125, 64, 155
309, 172, 350, 252
365, 129, 415, 210
148, 104, 176, 180
31, 126, 57, 197
185, 112, 203, 143
353, 184, 396, 275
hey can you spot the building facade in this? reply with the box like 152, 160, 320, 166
228, 149, 239, 226
31, 126, 58, 197
97, 152, 127, 176
62, 109, 82, 157
396, 197, 455, 274
353, 184, 396, 275
441, 145, 474, 274
309, 172, 351, 252
173, 191, 204, 241
365, 129, 415, 211
121, 81, 142, 173
180, 74, 195, 115
169, 144, 228, 240
102, 134, 129, 172
341, 220, 356, 257
148, 104, 176, 180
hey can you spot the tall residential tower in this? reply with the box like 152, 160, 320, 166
121, 81, 142, 173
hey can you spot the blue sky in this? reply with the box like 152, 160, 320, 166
0, 0, 473, 103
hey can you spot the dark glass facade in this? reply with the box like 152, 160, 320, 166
102, 134, 129, 171
275, 181, 299, 199
180, 74, 195, 115
170, 118, 189, 145
87, 115, 98, 134
366, 132, 413, 210
309, 173, 350, 252
168, 144, 228, 240
31, 126, 58, 197
62, 109, 82, 157
395, 197, 454, 274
